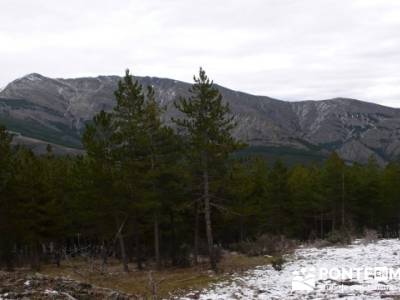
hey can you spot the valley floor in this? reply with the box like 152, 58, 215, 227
181, 239, 400, 300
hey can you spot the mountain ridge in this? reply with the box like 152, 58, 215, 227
1, 73, 400, 164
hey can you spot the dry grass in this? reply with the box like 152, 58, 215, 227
41, 253, 273, 299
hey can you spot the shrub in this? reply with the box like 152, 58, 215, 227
175, 243, 191, 267
230, 234, 296, 257
271, 256, 285, 271
362, 229, 378, 244
326, 229, 352, 245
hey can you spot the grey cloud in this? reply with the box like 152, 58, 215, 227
1, 0, 400, 107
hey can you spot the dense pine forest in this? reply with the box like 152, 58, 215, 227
1, 69, 400, 273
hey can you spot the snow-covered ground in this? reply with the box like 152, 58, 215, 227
181, 239, 400, 299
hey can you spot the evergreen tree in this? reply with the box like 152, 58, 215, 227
321, 152, 346, 231
346, 157, 381, 231
288, 165, 322, 238
174, 68, 242, 271
141, 86, 183, 269
380, 162, 400, 236
83, 109, 131, 272
0, 126, 14, 270
265, 160, 290, 235
83, 70, 184, 271
5, 69, 400, 273
224, 159, 261, 242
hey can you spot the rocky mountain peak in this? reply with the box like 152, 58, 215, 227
21, 73, 46, 81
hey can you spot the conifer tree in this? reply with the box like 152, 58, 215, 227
111, 70, 157, 271
0, 126, 14, 270
288, 165, 322, 238
83, 70, 182, 271
265, 160, 290, 235
174, 68, 242, 271
142, 86, 183, 269
322, 152, 346, 231
82, 110, 131, 271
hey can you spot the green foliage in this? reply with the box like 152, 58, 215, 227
173, 67, 243, 168
2, 68, 400, 273
0, 126, 15, 269
326, 229, 352, 245
236, 145, 327, 165
0, 115, 82, 149
173, 68, 243, 270
0, 125, 13, 189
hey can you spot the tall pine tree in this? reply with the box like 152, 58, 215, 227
174, 68, 242, 271
0, 126, 14, 270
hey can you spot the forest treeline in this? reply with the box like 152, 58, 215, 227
1, 69, 400, 272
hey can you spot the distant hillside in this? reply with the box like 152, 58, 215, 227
1, 73, 400, 164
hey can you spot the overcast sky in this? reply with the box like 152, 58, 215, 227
1, 0, 400, 106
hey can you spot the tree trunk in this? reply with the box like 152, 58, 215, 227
30, 242, 41, 271
239, 214, 244, 242
154, 213, 161, 269
101, 242, 108, 273
203, 168, 217, 272
1, 240, 14, 271
54, 242, 61, 268
320, 213, 324, 239
118, 232, 129, 272
169, 212, 178, 266
341, 171, 345, 228
135, 233, 143, 270
193, 201, 200, 265
150, 150, 161, 269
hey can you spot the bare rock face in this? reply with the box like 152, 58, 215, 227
1, 73, 400, 164
337, 140, 386, 165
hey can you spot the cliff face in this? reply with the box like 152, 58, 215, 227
1, 73, 400, 164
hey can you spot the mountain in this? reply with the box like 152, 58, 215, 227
1, 73, 400, 164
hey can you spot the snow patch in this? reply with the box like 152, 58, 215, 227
44, 289, 59, 295
25, 74, 43, 81
181, 239, 400, 299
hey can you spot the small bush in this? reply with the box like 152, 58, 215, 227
213, 245, 223, 263
271, 256, 285, 271
175, 243, 191, 267
362, 229, 378, 244
309, 239, 332, 248
326, 229, 352, 245
230, 234, 296, 257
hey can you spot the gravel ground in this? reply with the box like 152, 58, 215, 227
0, 271, 136, 299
